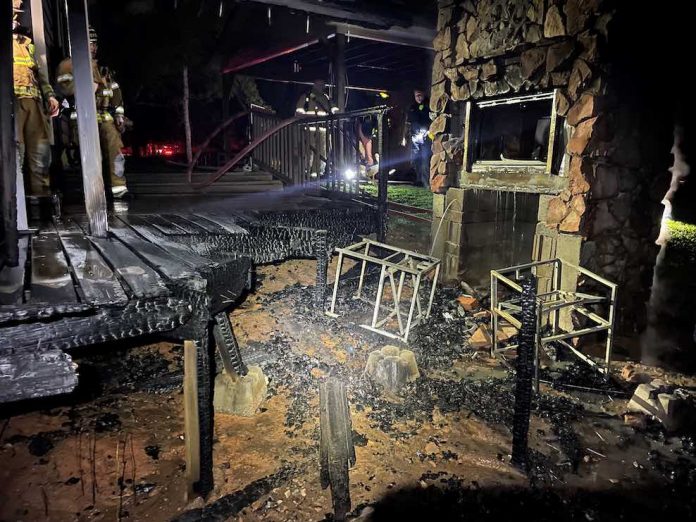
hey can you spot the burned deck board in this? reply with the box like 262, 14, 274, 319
108, 217, 198, 280
180, 214, 232, 234
161, 214, 210, 235
29, 230, 79, 304
1, 203, 380, 407
139, 214, 190, 236
55, 216, 85, 235
114, 216, 218, 271
0, 236, 28, 305
88, 235, 168, 299
55, 223, 128, 306
196, 213, 248, 234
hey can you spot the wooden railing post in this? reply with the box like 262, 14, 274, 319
66, 0, 108, 237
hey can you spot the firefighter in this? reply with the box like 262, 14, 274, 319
56, 27, 128, 198
403, 88, 432, 188
295, 79, 338, 177
12, 0, 60, 197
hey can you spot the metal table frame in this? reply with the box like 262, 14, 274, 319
490, 258, 617, 384
326, 239, 440, 342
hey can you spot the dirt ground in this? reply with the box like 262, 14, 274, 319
1, 218, 696, 521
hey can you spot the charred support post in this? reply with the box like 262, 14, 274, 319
183, 330, 214, 498
66, 0, 108, 237
314, 229, 329, 309
511, 274, 537, 471
0, 0, 18, 265
213, 312, 248, 377
376, 113, 388, 242
320, 378, 355, 522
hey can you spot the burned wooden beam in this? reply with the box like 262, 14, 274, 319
0, 348, 78, 403
319, 378, 355, 521
183, 339, 201, 499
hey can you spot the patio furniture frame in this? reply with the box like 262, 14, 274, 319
490, 258, 617, 387
326, 239, 440, 342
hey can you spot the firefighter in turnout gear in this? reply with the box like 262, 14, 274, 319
295, 79, 338, 177
403, 88, 432, 188
12, 0, 60, 197
56, 27, 128, 198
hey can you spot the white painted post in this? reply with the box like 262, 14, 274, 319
66, 0, 108, 237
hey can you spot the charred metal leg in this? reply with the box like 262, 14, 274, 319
213, 312, 248, 377
314, 229, 329, 309
320, 378, 355, 522
511, 274, 537, 471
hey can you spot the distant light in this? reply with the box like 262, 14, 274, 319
344, 168, 356, 180
388, 168, 396, 175
378, 92, 389, 99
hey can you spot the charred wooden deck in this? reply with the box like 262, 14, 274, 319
0, 204, 378, 404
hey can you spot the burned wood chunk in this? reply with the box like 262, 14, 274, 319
319, 378, 355, 522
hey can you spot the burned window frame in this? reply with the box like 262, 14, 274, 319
461, 89, 568, 176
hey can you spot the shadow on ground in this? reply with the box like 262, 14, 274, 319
358, 480, 696, 521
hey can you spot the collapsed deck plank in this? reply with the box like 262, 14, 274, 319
0, 348, 78, 403
108, 217, 198, 280
0, 236, 29, 305
55, 222, 128, 306
29, 229, 78, 304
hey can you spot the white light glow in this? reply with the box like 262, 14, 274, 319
344, 168, 356, 180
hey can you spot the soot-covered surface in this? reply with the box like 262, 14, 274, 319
2, 251, 696, 521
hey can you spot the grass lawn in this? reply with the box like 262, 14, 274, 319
667, 219, 696, 263
362, 183, 433, 210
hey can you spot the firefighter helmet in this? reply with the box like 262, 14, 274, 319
89, 26, 98, 43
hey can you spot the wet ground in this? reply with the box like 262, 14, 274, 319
2, 217, 696, 521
